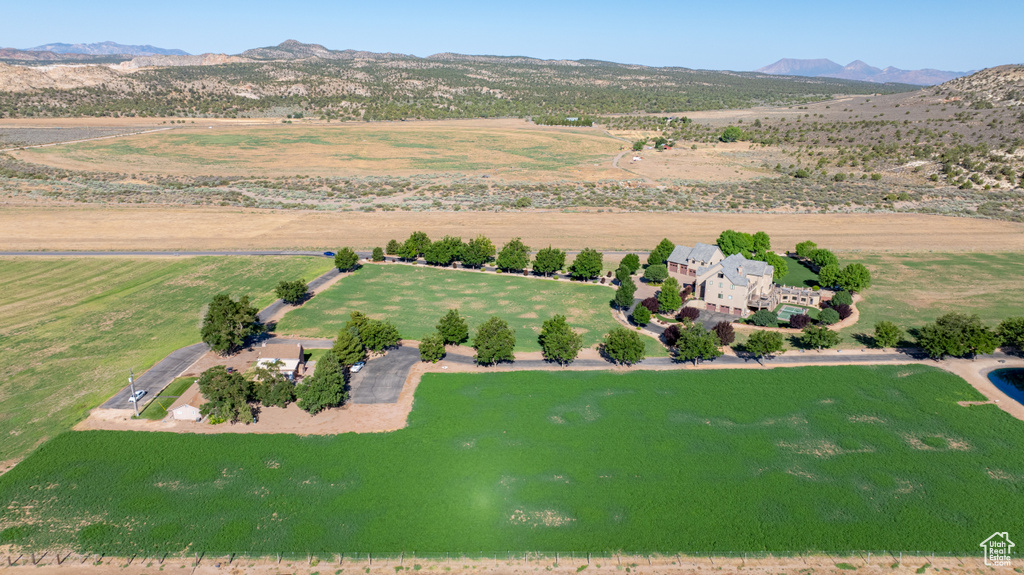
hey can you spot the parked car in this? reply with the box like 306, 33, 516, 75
128, 389, 146, 403
350, 362, 365, 373
323, 251, 335, 257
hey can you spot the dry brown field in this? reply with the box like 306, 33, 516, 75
10, 118, 626, 181
2, 205, 1022, 252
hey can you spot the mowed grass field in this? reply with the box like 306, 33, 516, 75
277, 264, 665, 356
16, 121, 623, 179
843, 252, 1024, 345
1, 365, 1021, 554
0, 257, 332, 466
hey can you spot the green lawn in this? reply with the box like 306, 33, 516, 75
0, 257, 332, 464
276, 264, 665, 355
137, 376, 196, 421
843, 252, 1024, 346
777, 256, 819, 288
1, 365, 1021, 554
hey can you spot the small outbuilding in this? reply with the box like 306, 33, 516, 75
171, 403, 202, 421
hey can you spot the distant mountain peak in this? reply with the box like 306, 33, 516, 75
27, 41, 188, 57
757, 57, 971, 86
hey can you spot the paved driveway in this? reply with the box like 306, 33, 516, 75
100, 342, 209, 409
349, 346, 421, 404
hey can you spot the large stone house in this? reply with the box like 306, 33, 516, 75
666, 243, 821, 316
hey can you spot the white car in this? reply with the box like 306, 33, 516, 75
350, 362, 365, 373
128, 389, 146, 403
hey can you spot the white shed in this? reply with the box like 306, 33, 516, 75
171, 404, 202, 421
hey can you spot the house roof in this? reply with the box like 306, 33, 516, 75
257, 357, 301, 373
699, 253, 773, 287
258, 343, 303, 360
666, 242, 720, 265
171, 404, 201, 414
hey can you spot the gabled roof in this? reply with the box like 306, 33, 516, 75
699, 253, 774, 287
666, 242, 720, 265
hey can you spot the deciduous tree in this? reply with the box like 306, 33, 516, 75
359, 319, 401, 352
917, 313, 1000, 359
874, 321, 903, 348
795, 240, 817, 259
252, 359, 296, 409
539, 315, 584, 365
716, 230, 754, 256
811, 248, 839, 269
631, 305, 651, 326
424, 235, 464, 266
198, 366, 254, 424
800, 325, 841, 349
818, 264, 842, 288
750, 309, 779, 327
496, 237, 531, 271
818, 308, 841, 325
647, 238, 675, 266
436, 308, 469, 345
334, 247, 359, 271
746, 330, 785, 363
461, 235, 496, 268
275, 279, 308, 304
602, 327, 646, 365
201, 294, 261, 355
418, 333, 446, 363
674, 323, 724, 365
619, 253, 641, 275
532, 246, 566, 276
568, 248, 603, 280
997, 317, 1024, 350
473, 316, 516, 364
712, 321, 736, 345
643, 263, 668, 284
838, 263, 872, 292
614, 275, 637, 309
296, 351, 346, 414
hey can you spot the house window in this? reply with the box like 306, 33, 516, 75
717, 293, 723, 299
728, 295, 732, 300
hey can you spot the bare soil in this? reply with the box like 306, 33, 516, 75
0, 551, 1003, 575
3, 206, 1023, 253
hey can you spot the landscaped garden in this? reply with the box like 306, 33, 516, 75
1, 365, 1021, 554
137, 376, 196, 420
276, 263, 665, 355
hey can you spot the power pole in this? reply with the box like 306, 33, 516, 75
129, 370, 139, 417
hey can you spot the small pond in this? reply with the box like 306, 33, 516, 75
988, 368, 1024, 407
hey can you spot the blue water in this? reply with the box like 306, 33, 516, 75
988, 368, 1024, 406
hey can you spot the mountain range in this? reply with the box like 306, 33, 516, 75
27, 41, 188, 56
757, 58, 971, 86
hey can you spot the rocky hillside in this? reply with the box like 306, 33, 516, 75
938, 64, 1024, 105
0, 41, 916, 120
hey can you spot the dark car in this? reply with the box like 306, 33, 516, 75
324, 251, 335, 257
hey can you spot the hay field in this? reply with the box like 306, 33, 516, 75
12, 119, 624, 180
0, 256, 332, 468
3, 206, 1024, 253
1, 365, 1021, 553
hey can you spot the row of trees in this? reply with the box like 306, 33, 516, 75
913, 313, 1023, 359
385, 232, 605, 279
419, 309, 586, 366
716, 230, 790, 281
794, 240, 872, 292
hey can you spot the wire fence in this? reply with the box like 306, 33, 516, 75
1, 549, 991, 568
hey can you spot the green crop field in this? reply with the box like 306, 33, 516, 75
0, 256, 332, 464
1, 365, 1021, 554
276, 264, 665, 356
843, 252, 1024, 346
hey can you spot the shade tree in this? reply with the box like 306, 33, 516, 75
568, 248, 603, 280
602, 327, 646, 365
334, 247, 360, 271
496, 237, 531, 272
539, 315, 584, 365
532, 246, 566, 276
201, 293, 261, 355
296, 350, 346, 414
473, 316, 516, 364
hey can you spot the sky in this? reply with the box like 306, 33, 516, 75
4, 0, 1022, 72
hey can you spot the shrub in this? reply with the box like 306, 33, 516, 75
874, 320, 903, 348
830, 290, 853, 306
643, 263, 669, 284
833, 304, 853, 320
640, 297, 659, 313
788, 313, 812, 329
750, 309, 779, 327
676, 307, 700, 322
385, 239, 401, 255
818, 308, 841, 325
334, 247, 360, 271
917, 312, 1000, 359
418, 333, 446, 363
712, 321, 736, 345
631, 305, 651, 326
663, 324, 681, 347
371, 247, 385, 262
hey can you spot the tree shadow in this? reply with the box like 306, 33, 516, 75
850, 332, 875, 347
